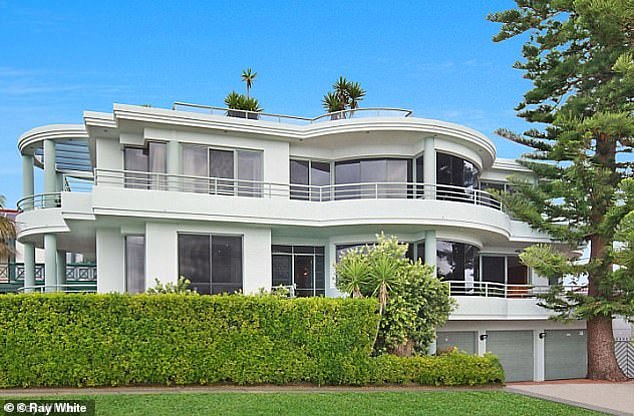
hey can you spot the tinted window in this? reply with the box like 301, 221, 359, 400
178, 234, 211, 294
211, 236, 243, 294
437, 240, 479, 282
482, 256, 505, 284
507, 256, 528, 285
125, 235, 145, 294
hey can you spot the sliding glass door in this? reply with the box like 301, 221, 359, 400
182, 145, 262, 196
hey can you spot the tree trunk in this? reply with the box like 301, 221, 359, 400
391, 339, 415, 357
586, 315, 627, 381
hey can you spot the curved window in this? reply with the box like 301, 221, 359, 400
436, 241, 479, 283
334, 158, 412, 199
436, 153, 479, 189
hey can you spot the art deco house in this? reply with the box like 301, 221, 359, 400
14, 103, 588, 381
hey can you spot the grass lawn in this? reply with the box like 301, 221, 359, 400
3, 391, 604, 415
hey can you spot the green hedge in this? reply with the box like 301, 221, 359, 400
0, 294, 503, 387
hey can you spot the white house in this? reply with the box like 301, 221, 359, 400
14, 102, 588, 382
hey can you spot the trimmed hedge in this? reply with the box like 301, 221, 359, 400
0, 294, 503, 387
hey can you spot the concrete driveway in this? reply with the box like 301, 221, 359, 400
506, 380, 634, 416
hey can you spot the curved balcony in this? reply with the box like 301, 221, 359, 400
94, 169, 502, 210
17, 192, 61, 212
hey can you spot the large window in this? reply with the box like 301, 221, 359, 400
334, 158, 412, 199
124, 142, 166, 189
436, 153, 479, 189
290, 159, 331, 200
181, 145, 262, 196
480, 254, 529, 296
178, 234, 243, 294
436, 241, 480, 283
125, 235, 145, 294
271, 245, 325, 297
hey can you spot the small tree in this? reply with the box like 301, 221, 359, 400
335, 234, 454, 355
240, 68, 257, 98
321, 77, 366, 117
0, 195, 16, 260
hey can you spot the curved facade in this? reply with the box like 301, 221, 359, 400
14, 103, 586, 381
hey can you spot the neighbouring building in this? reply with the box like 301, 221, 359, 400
14, 102, 590, 381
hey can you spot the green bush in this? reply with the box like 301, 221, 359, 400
0, 294, 503, 388
368, 352, 504, 386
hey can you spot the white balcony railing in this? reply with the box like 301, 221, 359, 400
171, 102, 413, 125
445, 280, 588, 299
16, 192, 61, 212
93, 169, 503, 210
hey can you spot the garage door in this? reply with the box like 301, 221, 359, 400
486, 330, 534, 382
436, 331, 476, 354
545, 329, 587, 380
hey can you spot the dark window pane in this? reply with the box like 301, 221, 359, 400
178, 234, 210, 294
310, 161, 330, 201
436, 240, 479, 284
272, 245, 292, 254
290, 159, 309, 200
315, 255, 325, 290
125, 235, 145, 294
416, 242, 425, 263
482, 256, 505, 284
211, 236, 242, 293
314, 246, 325, 255
294, 255, 314, 297
335, 161, 361, 200
272, 255, 292, 286
416, 156, 424, 183
293, 246, 315, 254
507, 255, 528, 285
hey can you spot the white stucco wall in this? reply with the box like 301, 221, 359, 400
96, 227, 125, 292
144, 221, 271, 294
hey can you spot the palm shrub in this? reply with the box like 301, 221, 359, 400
224, 91, 262, 117
335, 234, 455, 356
321, 77, 366, 118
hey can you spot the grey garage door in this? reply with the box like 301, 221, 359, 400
436, 331, 476, 354
486, 330, 534, 382
545, 329, 587, 380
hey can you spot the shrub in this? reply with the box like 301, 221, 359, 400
0, 294, 502, 388
0, 294, 377, 387
336, 234, 455, 355
368, 352, 504, 386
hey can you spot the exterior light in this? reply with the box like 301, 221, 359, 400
539, 332, 546, 339
479, 334, 488, 341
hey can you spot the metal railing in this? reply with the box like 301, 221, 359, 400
94, 169, 503, 210
16, 192, 61, 212
1, 263, 96, 283
172, 102, 412, 125
63, 176, 94, 192
445, 280, 588, 298
17, 283, 97, 294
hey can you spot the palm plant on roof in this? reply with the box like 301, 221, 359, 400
241, 68, 257, 98
322, 77, 366, 119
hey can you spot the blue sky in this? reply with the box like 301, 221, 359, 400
0, 0, 534, 206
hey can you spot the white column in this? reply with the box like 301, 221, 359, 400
22, 154, 36, 291
96, 228, 125, 293
534, 329, 545, 381
423, 136, 436, 199
44, 234, 57, 292
477, 329, 487, 356
56, 250, 67, 288
43, 139, 57, 196
424, 230, 437, 272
